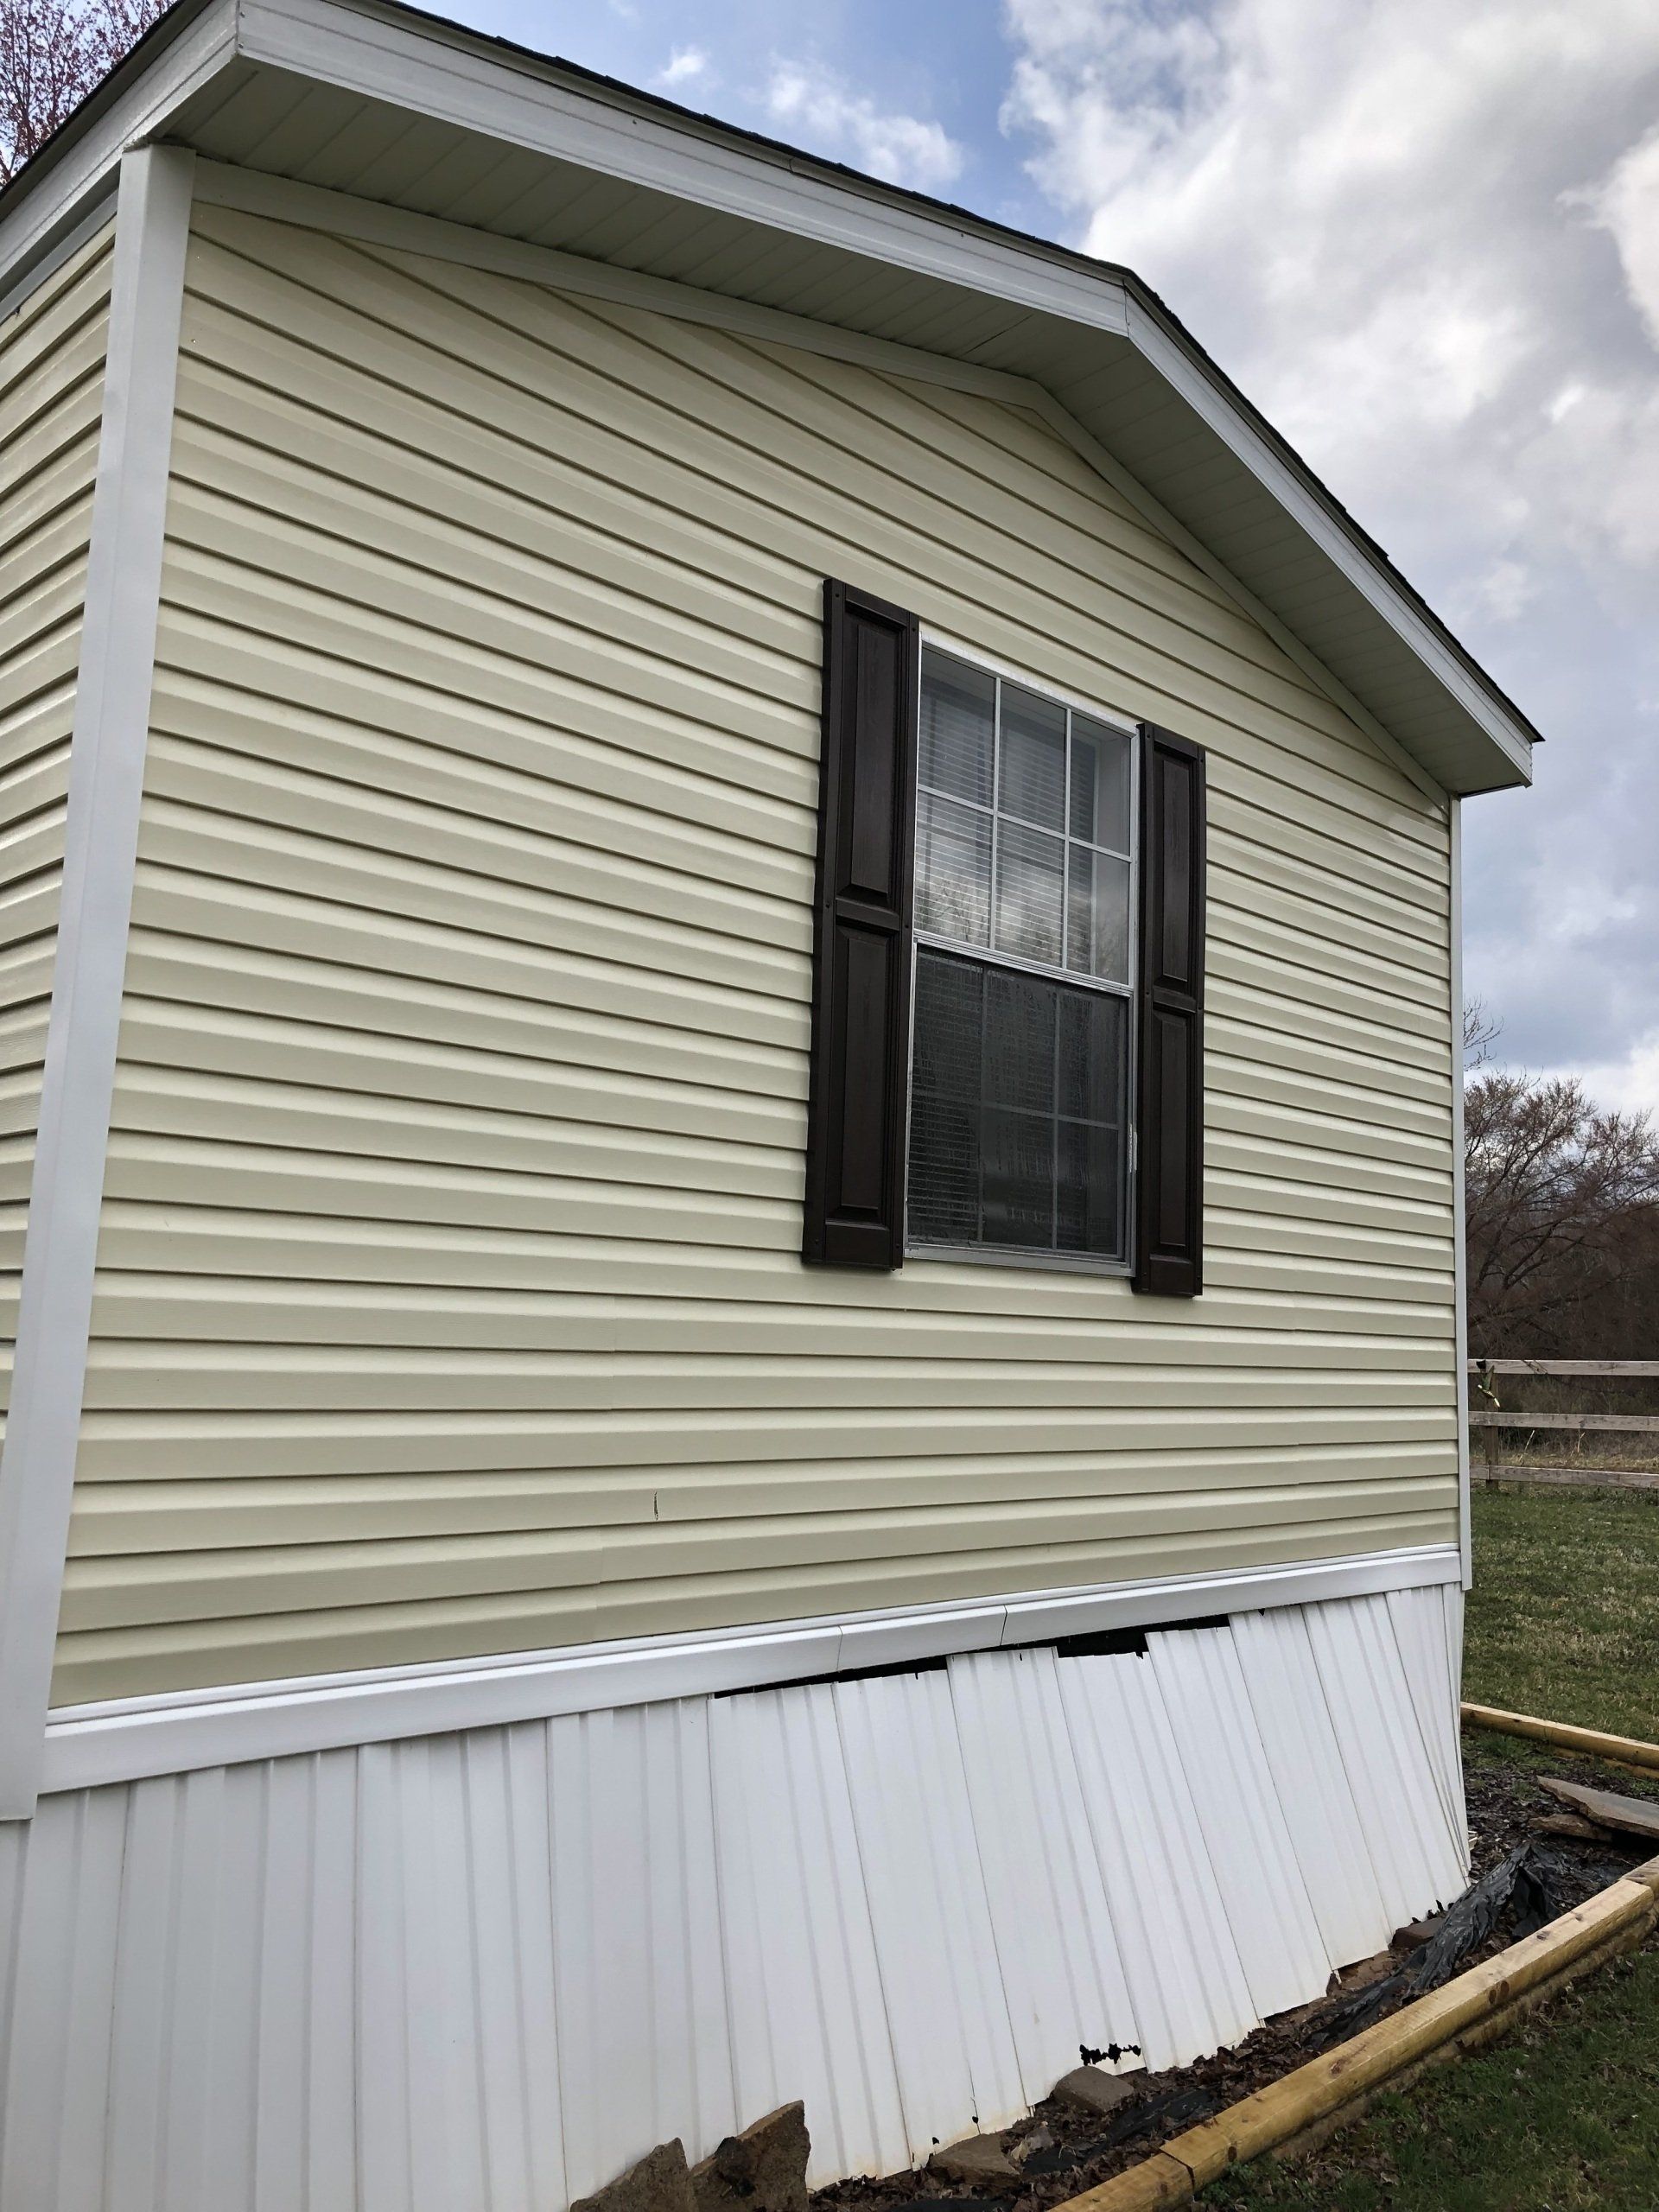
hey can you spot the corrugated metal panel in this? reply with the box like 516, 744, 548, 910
1301, 1594, 1467, 1927
55, 203, 1463, 1700
0, 1584, 1467, 2209
1056, 1645, 1256, 2067
1142, 1624, 1329, 2020
1224, 1602, 1395, 1967
949, 1645, 1140, 2095
708, 1686, 910, 2184
833, 1667, 1027, 2149
1387, 1580, 1468, 1854
0, 227, 110, 1429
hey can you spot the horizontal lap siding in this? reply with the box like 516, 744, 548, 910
55, 205, 1457, 1701
0, 233, 111, 1437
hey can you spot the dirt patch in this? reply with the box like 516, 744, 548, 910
810, 1752, 1656, 2212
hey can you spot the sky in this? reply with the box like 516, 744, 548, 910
446, 0, 1659, 1115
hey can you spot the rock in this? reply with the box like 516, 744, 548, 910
572, 2141, 696, 2212
1538, 1775, 1659, 1843
1389, 1915, 1444, 1952
1333, 1950, 1395, 1995
928, 2133, 1019, 2185
1007, 2125, 1056, 2169
1530, 1810, 1607, 1841
1052, 2064, 1136, 2119
690, 2105, 809, 2212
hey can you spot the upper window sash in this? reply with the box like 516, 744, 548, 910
913, 642, 1140, 995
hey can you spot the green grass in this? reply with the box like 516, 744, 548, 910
1197, 1483, 1659, 2208
1200, 1946, 1659, 2209
1462, 1484, 1659, 1741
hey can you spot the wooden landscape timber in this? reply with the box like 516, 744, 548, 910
1053, 1853, 1659, 2211
1461, 1703, 1659, 1774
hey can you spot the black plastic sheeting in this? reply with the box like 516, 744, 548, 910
1309, 1840, 1579, 2051
1018, 2085, 1222, 2176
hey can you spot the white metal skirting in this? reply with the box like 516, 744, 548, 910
0, 1585, 1465, 2212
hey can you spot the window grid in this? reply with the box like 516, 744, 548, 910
906, 646, 1137, 1271
909, 950, 1127, 1259
913, 678, 1134, 1000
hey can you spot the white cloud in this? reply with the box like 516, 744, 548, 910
1592, 122, 1659, 348
1000, 0, 1659, 556
1001, 0, 1659, 1099
652, 46, 710, 92
764, 60, 965, 192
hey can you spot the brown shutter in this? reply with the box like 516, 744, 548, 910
1134, 724, 1207, 1296
802, 580, 920, 1268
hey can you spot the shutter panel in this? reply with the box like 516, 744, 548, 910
802, 579, 920, 1268
1133, 724, 1207, 1296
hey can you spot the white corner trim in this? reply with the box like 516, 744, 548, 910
0, 145, 194, 1821
37, 1544, 1462, 1797
1451, 798, 1471, 1588
190, 162, 1447, 812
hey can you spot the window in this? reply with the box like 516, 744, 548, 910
906, 645, 1135, 1267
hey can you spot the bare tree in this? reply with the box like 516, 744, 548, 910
1462, 998, 1500, 1070
1465, 1068, 1659, 1352
1, 0, 168, 187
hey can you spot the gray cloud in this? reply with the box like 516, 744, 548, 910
1001, 0, 1659, 1110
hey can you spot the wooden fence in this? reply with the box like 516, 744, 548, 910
1468, 1359, 1659, 1489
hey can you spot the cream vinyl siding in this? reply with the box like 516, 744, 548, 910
0, 232, 111, 1436
57, 203, 1458, 1702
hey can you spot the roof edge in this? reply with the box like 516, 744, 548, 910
0, 0, 1540, 791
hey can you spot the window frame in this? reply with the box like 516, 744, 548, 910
903, 633, 1141, 1276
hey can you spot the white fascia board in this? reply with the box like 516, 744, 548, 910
38, 1545, 1461, 1796
235, 0, 1132, 338
0, 146, 194, 1821
0, 0, 230, 296
1124, 293, 1535, 780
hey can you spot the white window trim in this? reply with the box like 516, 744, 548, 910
906, 637, 1141, 1276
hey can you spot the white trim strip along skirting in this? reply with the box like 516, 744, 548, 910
0, 146, 194, 1820
41, 1543, 1461, 1795
1, 1581, 1469, 2212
